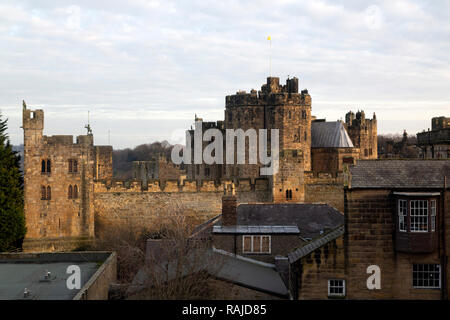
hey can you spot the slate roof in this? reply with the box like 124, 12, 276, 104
131, 247, 289, 297
226, 203, 344, 240
350, 160, 450, 189
288, 225, 344, 264
311, 121, 354, 148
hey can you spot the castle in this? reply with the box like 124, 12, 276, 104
21, 76, 377, 252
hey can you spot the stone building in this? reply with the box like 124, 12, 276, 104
343, 110, 378, 159
20, 76, 376, 252
211, 185, 344, 264
185, 76, 377, 204
417, 116, 450, 159
287, 159, 450, 300
22, 104, 112, 252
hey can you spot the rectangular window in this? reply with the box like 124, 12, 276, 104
431, 200, 436, 232
410, 200, 428, 232
242, 235, 271, 254
413, 264, 440, 289
328, 279, 345, 297
398, 199, 408, 232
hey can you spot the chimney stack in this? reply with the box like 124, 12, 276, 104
222, 183, 237, 226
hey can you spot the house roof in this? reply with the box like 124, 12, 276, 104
288, 225, 344, 264
349, 160, 450, 189
311, 121, 354, 148
131, 246, 289, 297
231, 203, 344, 240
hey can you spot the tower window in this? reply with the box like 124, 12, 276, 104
69, 159, 78, 173
286, 189, 293, 200
73, 185, 78, 199
68, 185, 73, 199
41, 159, 51, 173
41, 185, 51, 200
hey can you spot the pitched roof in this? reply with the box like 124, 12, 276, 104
349, 160, 450, 189
288, 225, 344, 264
311, 121, 354, 148
234, 203, 344, 239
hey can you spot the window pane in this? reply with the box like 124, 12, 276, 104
262, 236, 270, 253
253, 236, 261, 253
243, 236, 251, 252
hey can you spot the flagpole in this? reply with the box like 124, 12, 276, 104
269, 36, 272, 76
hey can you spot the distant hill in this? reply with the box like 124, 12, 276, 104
113, 141, 175, 180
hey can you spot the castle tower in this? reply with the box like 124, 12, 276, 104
22, 104, 113, 252
344, 110, 377, 159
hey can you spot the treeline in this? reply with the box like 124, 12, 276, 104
377, 131, 420, 158
113, 141, 174, 180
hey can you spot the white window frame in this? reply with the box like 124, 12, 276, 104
412, 264, 441, 289
398, 199, 407, 232
410, 200, 428, 232
431, 200, 436, 232
242, 235, 271, 254
328, 279, 346, 297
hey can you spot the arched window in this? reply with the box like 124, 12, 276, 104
286, 189, 290, 200
46, 186, 51, 200
41, 160, 46, 173
47, 160, 51, 173
73, 185, 78, 199
289, 189, 293, 199
41, 186, 46, 200
68, 185, 73, 199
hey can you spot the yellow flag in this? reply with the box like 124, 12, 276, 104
267, 36, 271, 41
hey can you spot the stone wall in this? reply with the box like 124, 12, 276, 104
296, 235, 346, 299
344, 188, 445, 299
304, 172, 345, 212
93, 179, 271, 234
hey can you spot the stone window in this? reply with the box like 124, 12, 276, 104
413, 264, 440, 289
41, 186, 46, 200
364, 149, 368, 157
242, 235, 271, 254
41, 159, 51, 173
328, 279, 345, 297
286, 189, 293, 200
69, 159, 78, 173
47, 186, 51, 200
302, 110, 307, 119
74, 185, 78, 199
41, 185, 51, 200
288, 111, 291, 119
68, 185, 73, 199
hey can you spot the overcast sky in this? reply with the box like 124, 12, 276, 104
0, 0, 449, 149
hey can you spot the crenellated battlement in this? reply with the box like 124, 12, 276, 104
225, 77, 311, 108
94, 178, 270, 193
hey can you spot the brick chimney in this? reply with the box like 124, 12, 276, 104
222, 184, 237, 226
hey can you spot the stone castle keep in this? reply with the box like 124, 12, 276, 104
22, 76, 377, 252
